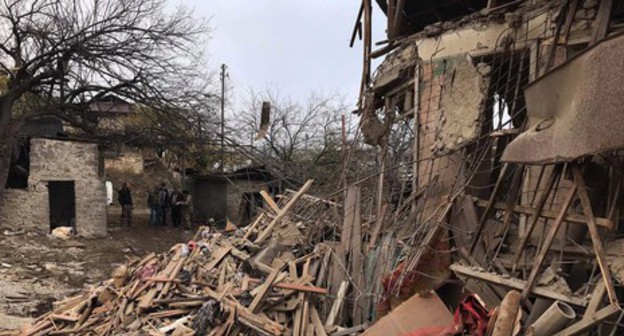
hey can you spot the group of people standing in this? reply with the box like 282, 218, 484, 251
117, 182, 192, 229
148, 183, 193, 229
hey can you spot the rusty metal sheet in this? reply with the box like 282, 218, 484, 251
502, 34, 624, 164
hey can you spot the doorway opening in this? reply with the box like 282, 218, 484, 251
48, 181, 76, 232
238, 192, 264, 227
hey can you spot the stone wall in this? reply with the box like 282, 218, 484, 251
0, 138, 107, 237
0, 189, 35, 227
104, 152, 144, 174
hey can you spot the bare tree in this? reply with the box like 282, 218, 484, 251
234, 89, 352, 187
0, 0, 212, 199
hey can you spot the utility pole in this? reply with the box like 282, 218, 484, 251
220, 64, 227, 173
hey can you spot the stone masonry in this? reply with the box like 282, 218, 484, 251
0, 138, 107, 237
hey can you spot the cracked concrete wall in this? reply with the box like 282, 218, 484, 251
434, 58, 490, 154
0, 139, 107, 237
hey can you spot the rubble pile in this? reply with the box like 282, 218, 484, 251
4, 181, 358, 336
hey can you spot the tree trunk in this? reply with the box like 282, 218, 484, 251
0, 137, 13, 205
0, 121, 19, 206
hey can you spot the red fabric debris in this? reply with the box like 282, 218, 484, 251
403, 295, 490, 336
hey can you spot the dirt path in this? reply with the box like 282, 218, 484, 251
0, 207, 194, 330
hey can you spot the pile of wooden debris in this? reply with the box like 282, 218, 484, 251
6, 180, 364, 336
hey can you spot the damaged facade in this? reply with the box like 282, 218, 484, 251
1, 121, 107, 237
188, 167, 282, 226
13, 0, 624, 334
355, 0, 624, 334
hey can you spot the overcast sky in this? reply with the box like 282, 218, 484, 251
174, 1, 385, 112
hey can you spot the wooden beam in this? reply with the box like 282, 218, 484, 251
243, 212, 265, 240
248, 267, 281, 313
450, 264, 588, 307
474, 200, 614, 230
325, 281, 349, 328
511, 164, 562, 273
561, 0, 580, 44
246, 278, 328, 295
368, 204, 387, 250
590, 0, 614, 45
571, 163, 618, 306
255, 180, 314, 244
470, 163, 509, 254
553, 304, 620, 336
260, 190, 280, 213
349, 3, 364, 48
583, 280, 606, 320
521, 184, 577, 300
387, 0, 396, 38
392, 0, 405, 37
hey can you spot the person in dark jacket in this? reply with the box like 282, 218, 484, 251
169, 187, 182, 227
118, 183, 133, 227
147, 186, 159, 226
157, 182, 169, 225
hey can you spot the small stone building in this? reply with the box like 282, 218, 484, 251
0, 138, 107, 237
188, 167, 281, 227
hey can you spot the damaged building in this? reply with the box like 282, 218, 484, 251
14, 0, 624, 335
188, 166, 282, 226
0, 118, 107, 237
354, 0, 624, 334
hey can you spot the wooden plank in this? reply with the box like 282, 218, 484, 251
146, 309, 190, 318
341, 186, 357, 253
301, 293, 310, 336
553, 304, 620, 336
248, 267, 281, 313
511, 164, 562, 273
246, 278, 328, 294
590, 0, 614, 45
205, 246, 232, 270
349, 2, 364, 48
583, 280, 606, 320
49, 314, 79, 322
159, 257, 185, 298
260, 190, 280, 213
348, 186, 365, 325
470, 163, 509, 254
293, 294, 304, 336
450, 264, 588, 307
387, 0, 396, 38
522, 184, 577, 300
392, 0, 405, 36
474, 200, 613, 230
457, 249, 504, 308
315, 246, 331, 287
571, 163, 618, 306
310, 307, 328, 336
561, 0, 580, 44
453, 196, 481, 251
243, 213, 265, 240
255, 180, 314, 244
367, 204, 387, 250
335, 324, 369, 336
285, 188, 342, 207
325, 281, 349, 328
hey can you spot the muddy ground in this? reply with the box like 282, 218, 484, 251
0, 207, 193, 330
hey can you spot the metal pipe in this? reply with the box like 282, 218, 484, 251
530, 301, 577, 336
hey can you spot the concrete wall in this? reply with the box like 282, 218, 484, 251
0, 139, 107, 237
226, 179, 269, 225
189, 178, 228, 225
